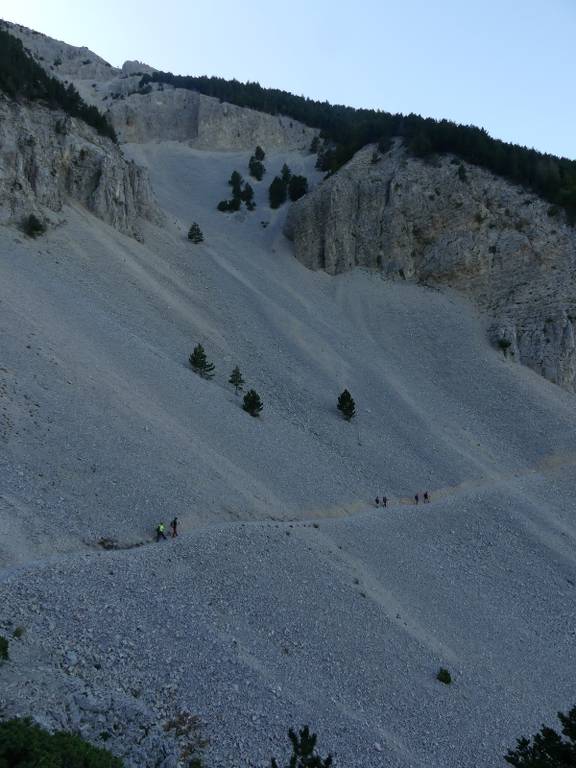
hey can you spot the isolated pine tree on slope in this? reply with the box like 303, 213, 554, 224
187, 222, 204, 242
189, 344, 215, 379
337, 389, 355, 420
229, 365, 245, 394
243, 389, 263, 416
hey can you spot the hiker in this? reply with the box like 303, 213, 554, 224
170, 517, 178, 537
415, 493, 419, 505
382, 496, 387, 508
156, 522, 167, 542
375, 496, 380, 507
424, 491, 430, 503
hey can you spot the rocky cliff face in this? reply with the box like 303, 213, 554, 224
285, 144, 576, 391
0, 95, 162, 237
106, 86, 317, 149
5, 21, 316, 151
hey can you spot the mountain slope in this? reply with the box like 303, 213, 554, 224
1, 132, 576, 768
2, 138, 576, 565
1, 20, 576, 768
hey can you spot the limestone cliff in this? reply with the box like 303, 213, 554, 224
285, 144, 576, 391
5, 21, 316, 151
0, 95, 162, 238
106, 86, 317, 149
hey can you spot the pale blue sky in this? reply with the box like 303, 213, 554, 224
3, 0, 575, 158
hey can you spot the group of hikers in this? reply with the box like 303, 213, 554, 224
375, 491, 430, 507
155, 493, 432, 541
156, 517, 178, 541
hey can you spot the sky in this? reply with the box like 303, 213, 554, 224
2, 0, 575, 159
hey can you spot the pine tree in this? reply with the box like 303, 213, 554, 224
288, 175, 308, 202
228, 365, 245, 394
269, 176, 287, 209
243, 389, 263, 416
281, 163, 292, 185
309, 136, 320, 154
228, 170, 244, 199
254, 145, 266, 161
337, 389, 356, 421
241, 182, 254, 205
187, 222, 204, 242
188, 343, 215, 379
505, 706, 576, 767
249, 157, 265, 181
271, 726, 333, 768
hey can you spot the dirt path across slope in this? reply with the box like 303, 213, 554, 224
298, 449, 576, 521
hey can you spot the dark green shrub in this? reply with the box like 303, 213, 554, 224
13, 626, 25, 639
228, 170, 243, 199
271, 726, 332, 768
409, 130, 433, 157
288, 175, 308, 202
505, 706, 576, 767
217, 198, 241, 213
281, 164, 292, 185
241, 183, 254, 205
187, 223, 204, 243
309, 136, 320, 154
0, 635, 8, 661
189, 344, 215, 379
498, 338, 512, 353
254, 145, 265, 161
249, 157, 265, 181
337, 390, 355, 421
269, 176, 287, 209
436, 667, 452, 685
377, 137, 392, 154
21, 214, 46, 238
243, 389, 263, 416
0, 718, 123, 767
458, 164, 468, 182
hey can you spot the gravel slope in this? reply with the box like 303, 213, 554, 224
1, 141, 576, 766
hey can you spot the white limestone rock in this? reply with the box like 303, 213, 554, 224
285, 143, 576, 390
0, 96, 163, 238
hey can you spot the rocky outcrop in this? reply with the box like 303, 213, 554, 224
106, 85, 317, 149
0, 96, 162, 238
5, 21, 317, 152
285, 144, 576, 391
2, 20, 120, 83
